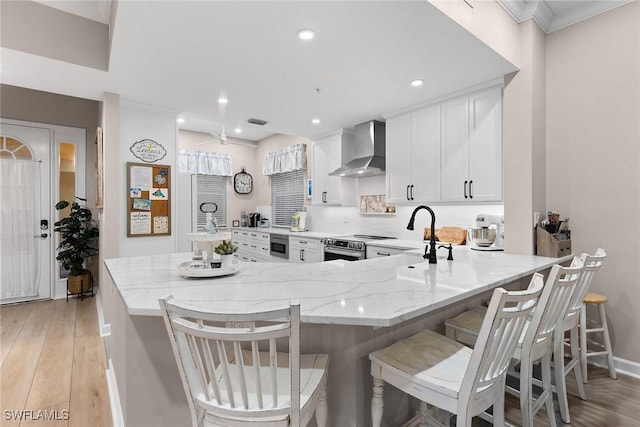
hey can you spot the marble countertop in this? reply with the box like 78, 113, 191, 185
105, 248, 571, 327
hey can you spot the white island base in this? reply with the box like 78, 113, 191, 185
105, 251, 567, 426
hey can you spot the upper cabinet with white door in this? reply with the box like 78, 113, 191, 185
312, 129, 355, 206
441, 85, 503, 202
386, 104, 441, 204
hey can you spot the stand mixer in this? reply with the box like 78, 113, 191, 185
468, 213, 504, 251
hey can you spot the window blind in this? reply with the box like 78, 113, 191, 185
192, 174, 227, 229
271, 170, 304, 227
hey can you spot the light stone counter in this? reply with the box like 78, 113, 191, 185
104, 250, 571, 427
105, 248, 567, 326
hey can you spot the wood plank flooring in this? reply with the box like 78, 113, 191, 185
2, 298, 639, 427
0, 298, 111, 427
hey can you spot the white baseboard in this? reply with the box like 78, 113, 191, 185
95, 290, 111, 337
106, 358, 124, 427
589, 355, 640, 379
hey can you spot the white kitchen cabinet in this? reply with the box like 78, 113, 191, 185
289, 237, 322, 263
232, 229, 270, 262
441, 85, 502, 202
312, 130, 355, 206
386, 104, 441, 204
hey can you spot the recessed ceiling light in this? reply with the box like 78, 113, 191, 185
410, 79, 424, 87
297, 29, 315, 41
312, 118, 320, 124
218, 97, 228, 104
176, 118, 185, 124
357, 170, 364, 174
234, 128, 242, 134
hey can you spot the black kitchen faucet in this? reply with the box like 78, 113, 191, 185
407, 205, 437, 264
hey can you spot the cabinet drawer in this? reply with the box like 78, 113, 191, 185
290, 237, 321, 251
366, 245, 407, 259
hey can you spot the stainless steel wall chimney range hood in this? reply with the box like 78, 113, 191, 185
329, 120, 385, 177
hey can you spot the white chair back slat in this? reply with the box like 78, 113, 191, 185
270, 338, 278, 408
201, 337, 222, 405
467, 278, 543, 394
290, 303, 301, 427
217, 340, 236, 408
234, 341, 250, 409
252, 340, 264, 409
187, 334, 209, 399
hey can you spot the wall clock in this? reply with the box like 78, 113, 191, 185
234, 167, 253, 194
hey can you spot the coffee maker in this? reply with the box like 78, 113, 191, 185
467, 213, 504, 251
248, 212, 261, 227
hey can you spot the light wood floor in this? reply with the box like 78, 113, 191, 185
2, 299, 639, 427
0, 297, 111, 427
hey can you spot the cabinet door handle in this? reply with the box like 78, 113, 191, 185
300, 249, 305, 261
410, 185, 414, 200
406, 185, 410, 201
377, 251, 391, 256
469, 180, 473, 199
464, 180, 468, 199
322, 191, 327, 203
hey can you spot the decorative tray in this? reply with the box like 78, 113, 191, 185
178, 260, 240, 278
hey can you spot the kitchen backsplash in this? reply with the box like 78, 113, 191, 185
307, 204, 504, 240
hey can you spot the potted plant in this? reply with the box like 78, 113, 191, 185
214, 240, 238, 268
54, 196, 99, 295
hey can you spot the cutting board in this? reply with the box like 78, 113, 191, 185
424, 227, 467, 245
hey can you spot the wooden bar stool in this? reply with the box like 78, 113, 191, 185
580, 291, 617, 382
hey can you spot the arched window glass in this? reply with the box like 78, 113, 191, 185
0, 136, 34, 160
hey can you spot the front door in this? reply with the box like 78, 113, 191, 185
0, 122, 52, 303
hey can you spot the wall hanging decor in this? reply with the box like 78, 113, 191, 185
130, 139, 167, 163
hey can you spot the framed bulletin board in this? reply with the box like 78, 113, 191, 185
127, 162, 171, 237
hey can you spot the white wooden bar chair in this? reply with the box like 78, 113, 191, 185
554, 249, 606, 423
159, 296, 329, 427
369, 282, 544, 427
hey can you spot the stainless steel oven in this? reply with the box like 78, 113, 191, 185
270, 234, 289, 259
323, 238, 366, 261
323, 235, 395, 261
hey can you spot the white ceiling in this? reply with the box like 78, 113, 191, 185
5, 1, 627, 141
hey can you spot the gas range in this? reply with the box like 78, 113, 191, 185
323, 235, 395, 261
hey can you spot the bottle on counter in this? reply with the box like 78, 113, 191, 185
240, 210, 247, 227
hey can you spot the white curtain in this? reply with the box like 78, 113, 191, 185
178, 149, 233, 176
0, 159, 38, 299
263, 143, 307, 176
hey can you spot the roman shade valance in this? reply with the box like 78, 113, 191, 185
178, 149, 232, 176
263, 143, 307, 176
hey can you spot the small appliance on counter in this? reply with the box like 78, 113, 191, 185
248, 212, 261, 227
259, 218, 270, 228
290, 210, 307, 232
467, 213, 504, 251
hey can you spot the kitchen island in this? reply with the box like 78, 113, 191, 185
105, 248, 570, 426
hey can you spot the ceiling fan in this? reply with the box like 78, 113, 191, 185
199, 125, 228, 145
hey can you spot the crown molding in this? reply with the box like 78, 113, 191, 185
497, 0, 633, 34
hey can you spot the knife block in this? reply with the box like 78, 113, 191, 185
536, 227, 571, 258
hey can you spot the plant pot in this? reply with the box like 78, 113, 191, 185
220, 254, 234, 268
68, 270, 92, 294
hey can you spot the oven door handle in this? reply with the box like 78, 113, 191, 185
324, 247, 365, 259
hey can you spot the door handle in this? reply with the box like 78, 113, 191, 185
464, 180, 468, 199
469, 180, 473, 199
322, 191, 327, 203
377, 252, 391, 256
300, 249, 305, 261
406, 185, 410, 201
34, 233, 48, 239
410, 185, 414, 200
